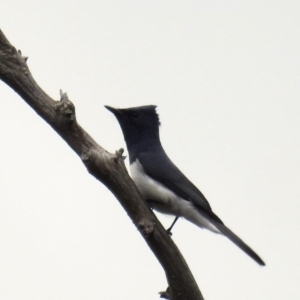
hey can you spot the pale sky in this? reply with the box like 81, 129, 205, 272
1, 1, 300, 299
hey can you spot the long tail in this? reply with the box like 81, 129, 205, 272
212, 222, 265, 266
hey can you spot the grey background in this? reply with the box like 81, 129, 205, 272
1, 1, 299, 299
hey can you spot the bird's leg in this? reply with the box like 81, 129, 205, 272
166, 216, 179, 236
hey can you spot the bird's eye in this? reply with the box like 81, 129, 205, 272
130, 112, 139, 118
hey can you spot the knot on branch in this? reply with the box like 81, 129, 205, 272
113, 148, 126, 160
54, 90, 76, 126
17, 50, 28, 63
81, 148, 111, 178
111, 148, 127, 170
0, 42, 28, 77
138, 218, 155, 237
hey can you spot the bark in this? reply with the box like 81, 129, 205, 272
0, 29, 204, 300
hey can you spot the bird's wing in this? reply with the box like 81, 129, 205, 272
137, 150, 214, 213
137, 151, 265, 266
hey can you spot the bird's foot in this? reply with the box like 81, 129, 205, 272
166, 227, 173, 236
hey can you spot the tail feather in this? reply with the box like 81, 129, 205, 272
213, 222, 265, 266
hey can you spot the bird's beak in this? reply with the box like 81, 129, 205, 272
104, 105, 121, 115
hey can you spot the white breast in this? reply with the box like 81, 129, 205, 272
130, 159, 179, 207
130, 159, 220, 233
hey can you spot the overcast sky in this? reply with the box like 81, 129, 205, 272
1, 1, 300, 299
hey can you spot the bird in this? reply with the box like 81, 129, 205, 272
105, 105, 265, 266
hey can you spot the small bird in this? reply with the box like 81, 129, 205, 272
105, 105, 265, 266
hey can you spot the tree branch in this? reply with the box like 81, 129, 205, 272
0, 29, 204, 300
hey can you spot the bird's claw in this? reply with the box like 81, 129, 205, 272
166, 228, 173, 236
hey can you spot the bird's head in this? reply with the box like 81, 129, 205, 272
105, 105, 160, 149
